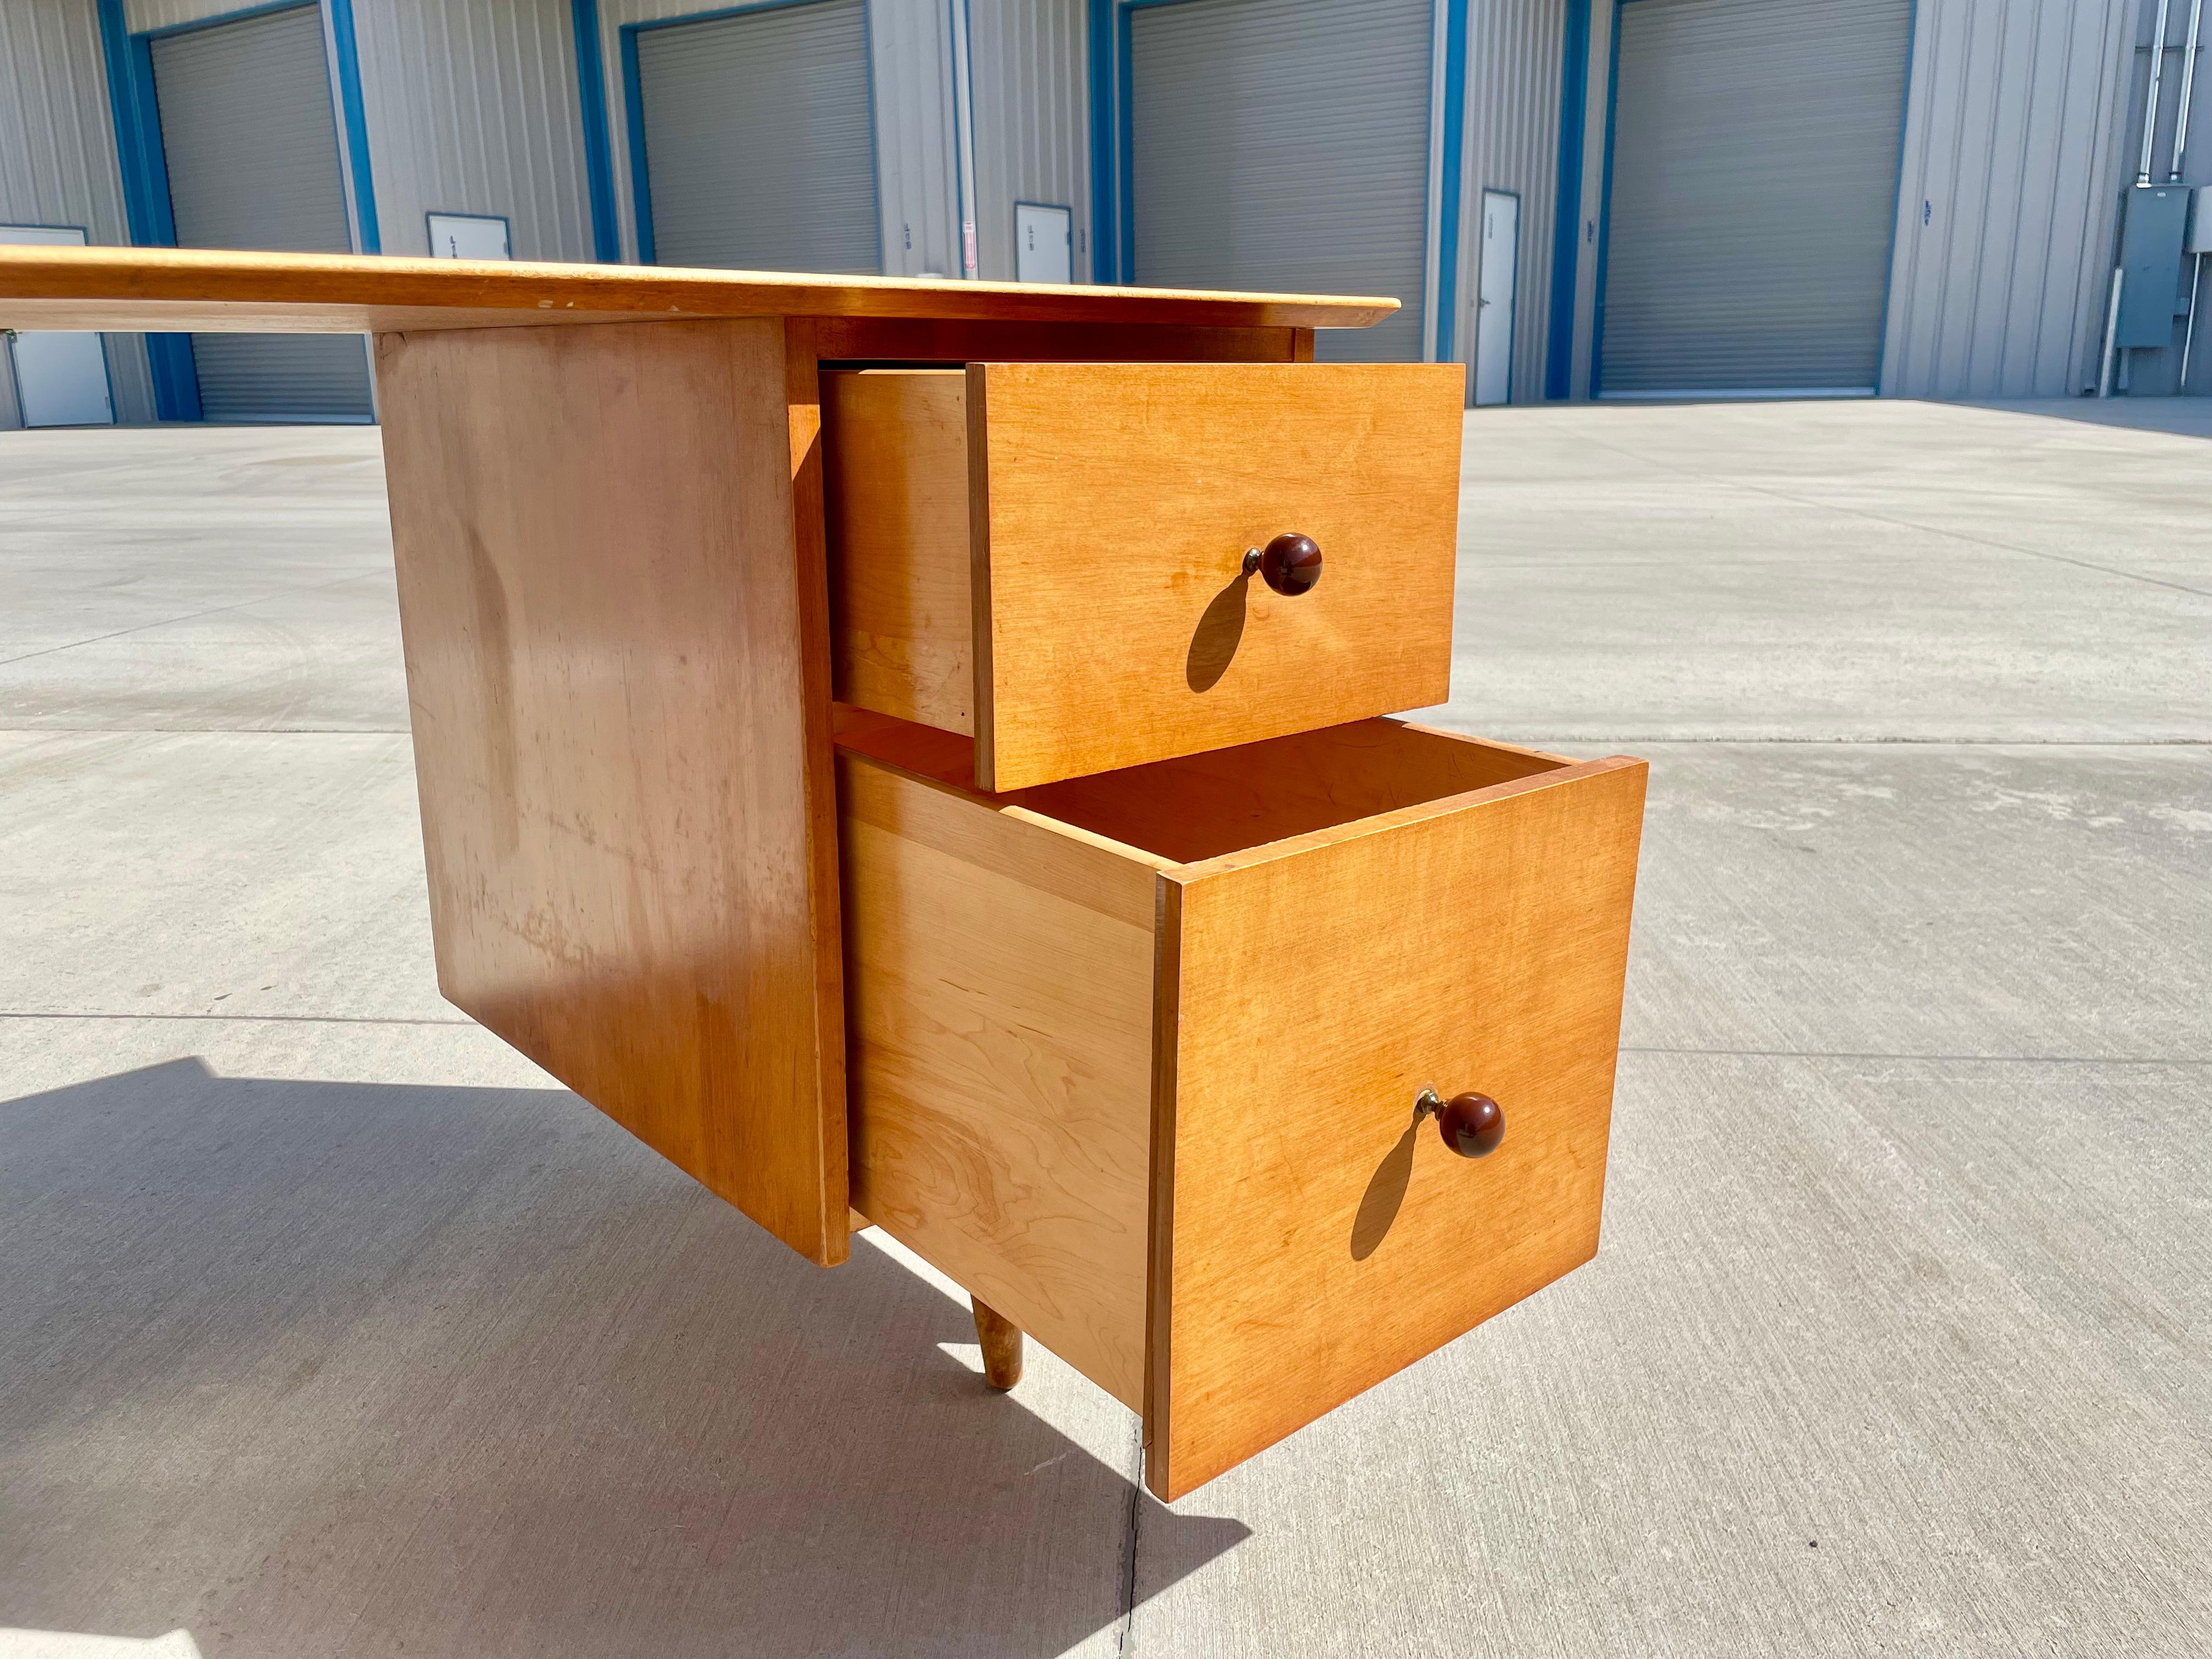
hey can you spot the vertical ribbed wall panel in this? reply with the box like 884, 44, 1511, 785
353, 0, 592, 261
595, 0, 727, 263
1564, 0, 1616, 400
124, 0, 263, 30
1459, 0, 1568, 402
594, 0, 955, 273
1882, 0, 2135, 398
966, 0, 1090, 281
0, 0, 155, 426
868, 0, 961, 276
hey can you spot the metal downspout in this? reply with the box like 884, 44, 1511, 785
2176, 0, 2206, 389
950, 0, 980, 279
2172, 0, 2205, 179
2143, 0, 2175, 184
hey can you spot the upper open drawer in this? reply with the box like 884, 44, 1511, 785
822, 362, 1465, 791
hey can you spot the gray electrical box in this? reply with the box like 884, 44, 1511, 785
2191, 186, 2212, 255
2118, 184, 2191, 347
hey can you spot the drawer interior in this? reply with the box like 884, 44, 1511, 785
834, 708, 1571, 861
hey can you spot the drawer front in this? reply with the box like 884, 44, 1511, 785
825, 362, 1465, 791
1149, 755, 1647, 1498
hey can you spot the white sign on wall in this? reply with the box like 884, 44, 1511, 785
426, 212, 512, 261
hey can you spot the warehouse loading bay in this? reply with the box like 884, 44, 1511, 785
2, 393, 2207, 1657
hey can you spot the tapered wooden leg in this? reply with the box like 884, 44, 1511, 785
972, 1297, 1023, 1390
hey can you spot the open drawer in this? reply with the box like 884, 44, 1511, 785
821, 362, 1465, 791
835, 709, 1647, 1498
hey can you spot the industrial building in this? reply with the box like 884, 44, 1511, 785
0, 0, 2200, 429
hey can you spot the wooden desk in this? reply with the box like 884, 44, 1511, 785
1, 247, 1644, 1498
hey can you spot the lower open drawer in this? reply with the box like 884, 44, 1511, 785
835, 711, 1647, 1499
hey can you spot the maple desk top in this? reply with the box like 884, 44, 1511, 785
0, 246, 1396, 336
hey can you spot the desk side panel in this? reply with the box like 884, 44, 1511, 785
376, 318, 848, 1265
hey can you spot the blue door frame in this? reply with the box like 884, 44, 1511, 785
1545, 0, 1591, 399
570, 0, 621, 262
95, 0, 379, 421
1088, 0, 1470, 364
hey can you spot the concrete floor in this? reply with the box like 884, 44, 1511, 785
2, 399, 2208, 1657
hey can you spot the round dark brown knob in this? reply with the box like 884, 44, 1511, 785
1241, 532, 1322, 595
1415, 1089, 1504, 1158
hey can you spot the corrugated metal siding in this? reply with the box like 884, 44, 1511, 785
125, 0, 263, 30
128, 2, 371, 258
1128, 0, 1435, 363
593, 0, 957, 274
1458, 0, 1567, 404
149, 2, 374, 420
1601, 0, 1913, 395
869, 0, 960, 275
0, 0, 156, 427
351, 0, 593, 261
152, 7, 355, 255
966, 0, 1090, 282
1882, 0, 2136, 398
633, 0, 879, 272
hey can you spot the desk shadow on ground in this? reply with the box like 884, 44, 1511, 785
0, 1060, 1245, 1659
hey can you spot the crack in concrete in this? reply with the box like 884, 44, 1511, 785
0, 569, 384, 671
1115, 1418, 1144, 1656
0, 1010, 471, 1026
1570, 426, 2212, 600
1622, 1043, 2209, 1067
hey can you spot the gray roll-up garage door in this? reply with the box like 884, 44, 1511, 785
634, 0, 879, 274
1599, 0, 1912, 397
150, 4, 371, 422
1128, 0, 1432, 363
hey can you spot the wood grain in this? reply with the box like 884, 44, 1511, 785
0, 244, 1396, 334
808, 316, 1307, 364
967, 362, 1465, 789
823, 373, 974, 732
838, 744, 1163, 1407
377, 318, 848, 1266
1147, 753, 1649, 1499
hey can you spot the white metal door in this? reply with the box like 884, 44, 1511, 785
634, 0, 879, 273
149, 3, 373, 421
1, 226, 113, 427
1014, 204, 1073, 284
1474, 191, 1519, 407
1128, 0, 1432, 363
